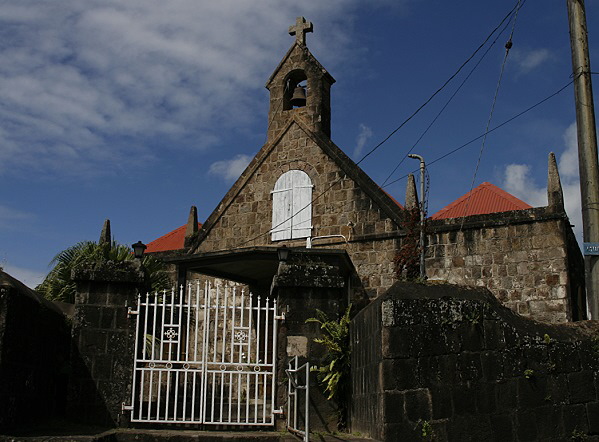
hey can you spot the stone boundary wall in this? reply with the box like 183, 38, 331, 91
351, 282, 599, 441
426, 208, 584, 323
0, 271, 70, 430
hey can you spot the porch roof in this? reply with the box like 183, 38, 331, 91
165, 246, 354, 290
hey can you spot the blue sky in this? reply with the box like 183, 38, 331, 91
1, 0, 597, 288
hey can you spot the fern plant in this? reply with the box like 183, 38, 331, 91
306, 304, 352, 428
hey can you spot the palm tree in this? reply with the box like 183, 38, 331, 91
36, 240, 170, 303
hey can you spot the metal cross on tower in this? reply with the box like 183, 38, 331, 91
289, 17, 313, 45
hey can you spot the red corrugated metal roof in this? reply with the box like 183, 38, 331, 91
146, 223, 202, 253
431, 182, 532, 220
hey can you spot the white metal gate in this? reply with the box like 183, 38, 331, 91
126, 281, 282, 426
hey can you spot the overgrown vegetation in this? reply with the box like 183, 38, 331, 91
306, 304, 352, 429
36, 240, 170, 303
394, 206, 425, 281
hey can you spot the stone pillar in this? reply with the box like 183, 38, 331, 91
68, 261, 146, 427
272, 252, 348, 433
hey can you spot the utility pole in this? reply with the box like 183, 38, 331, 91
408, 154, 426, 279
567, 0, 599, 318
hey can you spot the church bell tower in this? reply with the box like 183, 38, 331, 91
265, 17, 336, 142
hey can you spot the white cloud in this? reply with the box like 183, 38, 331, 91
0, 204, 34, 229
502, 164, 547, 207
209, 154, 252, 182
502, 122, 582, 241
511, 48, 553, 74
0, 0, 393, 178
353, 123, 373, 158
1, 263, 46, 289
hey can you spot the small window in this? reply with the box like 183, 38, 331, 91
271, 170, 313, 241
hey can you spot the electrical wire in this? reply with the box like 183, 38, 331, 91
382, 79, 575, 190
236, 0, 531, 248
458, 0, 523, 229
381, 13, 515, 187
356, 0, 527, 167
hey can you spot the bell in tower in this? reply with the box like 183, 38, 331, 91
290, 84, 307, 108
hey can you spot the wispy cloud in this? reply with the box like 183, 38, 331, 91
0, 204, 34, 229
0, 1, 399, 179
502, 122, 582, 241
1, 263, 46, 289
353, 123, 373, 158
511, 47, 553, 75
208, 154, 252, 182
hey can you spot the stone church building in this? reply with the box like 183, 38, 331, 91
148, 17, 585, 325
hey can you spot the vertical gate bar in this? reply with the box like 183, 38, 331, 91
262, 372, 267, 423
210, 284, 220, 423
263, 297, 270, 423
254, 295, 261, 422
245, 292, 252, 423
245, 371, 250, 423
156, 370, 163, 420
138, 295, 148, 421
130, 293, 141, 421
305, 362, 310, 442
173, 286, 184, 421
272, 299, 279, 425
164, 289, 175, 420
159, 290, 167, 361
200, 281, 211, 424
148, 293, 159, 421
182, 284, 192, 421
255, 296, 261, 365
138, 293, 149, 421
220, 284, 228, 422
229, 286, 237, 422
190, 282, 200, 421
294, 357, 298, 430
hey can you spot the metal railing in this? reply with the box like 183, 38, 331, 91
286, 356, 310, 442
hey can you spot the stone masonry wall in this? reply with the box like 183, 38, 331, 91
351, 282, 599, 442
195, 121, 402, 300
0, 272, 70, 431
426, 210, 578, 323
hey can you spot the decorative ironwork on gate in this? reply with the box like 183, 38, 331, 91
126, 281, 282, 425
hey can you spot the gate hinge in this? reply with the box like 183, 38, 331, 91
127, 307, 139, 318
121, 402, 134, 412
273, 408, 285, 415
275, 312, 286, 321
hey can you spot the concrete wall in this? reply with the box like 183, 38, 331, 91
351, 282, 599, 441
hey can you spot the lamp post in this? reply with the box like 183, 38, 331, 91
408, 154, 426, 279
132, 241, 147, 260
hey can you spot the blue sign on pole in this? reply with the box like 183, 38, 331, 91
584, 243, 599, 256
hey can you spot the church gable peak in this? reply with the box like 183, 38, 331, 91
266, 17, 335, 141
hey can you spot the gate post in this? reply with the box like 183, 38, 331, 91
272, 250, 349, 433
67, 261, 146, 427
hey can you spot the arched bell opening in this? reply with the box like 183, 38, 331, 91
283, 70, 308, 110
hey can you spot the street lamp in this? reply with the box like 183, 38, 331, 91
408, 154, 426, 279
132, 241, 147, 259
277, 245, 290, 262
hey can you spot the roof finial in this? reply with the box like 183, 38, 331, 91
184, 206, 199, 248
405, 174, 419, 210
547, 152, 565, 212
289, 17, 313, 45
99, 219, 111, 248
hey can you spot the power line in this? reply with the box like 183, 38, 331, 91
459, 0, 523, 229
356, 0, 527, 167
236, 0, 531, 248
381, 12, 515, 187
383, 79, 575, 189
